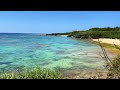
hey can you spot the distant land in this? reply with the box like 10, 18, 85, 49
44, 26, 120, 39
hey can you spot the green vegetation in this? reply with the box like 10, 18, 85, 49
0, 68, 62, 79
45, 27, 120, 39
46, 32, 69, 36
67, 27, 120, 39
88, 27, 120, 31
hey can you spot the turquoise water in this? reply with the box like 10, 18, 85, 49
0, 33, 105, 72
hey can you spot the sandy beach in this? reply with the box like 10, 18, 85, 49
60, 35, 68, 37
92, 38, 120, 45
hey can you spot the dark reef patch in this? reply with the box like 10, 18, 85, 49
0, 61, 12, 65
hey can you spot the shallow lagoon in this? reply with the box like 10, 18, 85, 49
0, 33, 107, 72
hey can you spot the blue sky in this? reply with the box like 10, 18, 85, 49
0, 11, 120, 33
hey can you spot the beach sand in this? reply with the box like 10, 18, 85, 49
92, 38, 120, 45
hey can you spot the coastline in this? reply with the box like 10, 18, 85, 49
70, 37, 120, 55
92, 38, 120, 45
92, 38, 120, 55
61, 38, 120, 79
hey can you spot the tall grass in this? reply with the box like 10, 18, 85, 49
0, 68, 62, 79
98, 39, 120, 79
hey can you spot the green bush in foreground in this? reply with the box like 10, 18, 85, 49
0, 68, 62, 79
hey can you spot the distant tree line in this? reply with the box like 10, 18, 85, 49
88, 27, 120, 31
46, 32, 70, 36
67, 27, 120, 39
45, 27, 120, 39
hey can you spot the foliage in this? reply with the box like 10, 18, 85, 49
67, 27, 120, 39
0, 68, 62, 79
88, 27, 120, 31
46, 32, 69, 36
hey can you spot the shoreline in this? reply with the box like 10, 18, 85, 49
63, 38, 119, 79
92, 38, 120, 55
60, 38, 113, 79
70, 37, 120, 55
92, 38, 120, 45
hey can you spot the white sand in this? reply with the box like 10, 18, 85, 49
60, 35, 68, 37
92, 38, 120, 45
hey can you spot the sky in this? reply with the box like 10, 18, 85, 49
0, 11, 120, 33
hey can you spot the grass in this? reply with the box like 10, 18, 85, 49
105, 55, 120, 79
0, 68, 63, 79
